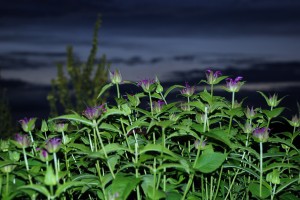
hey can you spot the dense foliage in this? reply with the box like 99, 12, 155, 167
0, 69, 299, 200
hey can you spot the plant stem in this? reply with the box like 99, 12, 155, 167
22, 147, 32, 184
148, 92, 153, 116
53, 152, 59, 184
231, 92, 235, 109
116, 83, 120, 99
6, 172, 9, 197
96, 161, 108, 200
94, 120, 115, 179
259, 142, 263, 198
224, 169, 240, 200
213, 166, 223, 200
181, 174, 194, 200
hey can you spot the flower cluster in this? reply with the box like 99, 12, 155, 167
109, 69, 122, 84
15, 133, 31, 148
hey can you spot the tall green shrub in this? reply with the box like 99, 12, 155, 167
47, 16, 109, 116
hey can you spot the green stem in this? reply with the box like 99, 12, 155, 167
259, 142, 263, 198
6, 173, 9, 196
120, 118, 132, 151
153, 158, 157, 199
22, 147, 32, 184
116, 83, 120, 99
181, 174, 195, 200
148, 92, 153, 116
53, 152, 59, 184
96, 161, 108, 200
224, 169, 240, 200
94, 120, 116, 179
213, 166, 224, 200
187, 96, 190, 111
210, 84, 214, 97
231, 92, 235, 109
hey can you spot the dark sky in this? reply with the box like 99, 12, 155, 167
1, 0, 300, 120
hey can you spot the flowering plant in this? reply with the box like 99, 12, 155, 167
0, 70, 299, 200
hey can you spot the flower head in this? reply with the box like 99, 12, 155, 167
245, 106, 256, 119
194, 139, 207, 150
109, 69, 122, 84
252, 127, 270, 143
180, 82, 195, 97
137, 78, 156, 93
289, 115, 300, 127
54, 123, 68, 133
36, 148, 50, 162
45, 138, 61, 153
19, 117, 37, 132
267, 94, 281, 107
225, 76, 244, 92
82, 104, 106, 120
205, 69, 222, 85
15, 133, 31, 148
152, 100, 165, 114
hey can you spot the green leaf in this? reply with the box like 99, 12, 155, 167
108, 155, 120, 172
223, 164, 259, 178
107, 174, 140, 200
264, 163, 298, 172
249, 182, 271, 199
97, 83, 113, 98
194, 150, 226, 173
192, 126, 235, 148
139, 144, 180, 160
164, 85, 184, 99
263, 107, 285, 118
55, 181, 86, 197
17, 185, 50, 198
51, 114, 94, 127
268, 137, 299, 152
275, 178, 299, 195
99, 122, 122, 134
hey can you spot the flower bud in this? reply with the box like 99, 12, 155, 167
14, 133, 31, 148
9, 151, 20, 162
194, 139, 207, 150
266, 169, 280, 184
109, 69, 122, 84
44, 166, 57, 186
19, 117, 37, 132
1, 164, 17, 173
54, 123, 68, 133
45, 138, 61, 153
0, 140, 10, 152
243, 122, 253, 134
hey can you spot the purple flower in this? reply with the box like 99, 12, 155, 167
252, 127, 270, 143
180, 82, 195, 97
82, 104, 106, 120
137, 78, 156, 93
205, 69, 222, 85
36, 148, 50, 162
15, 133, 31, 148
226, 76, 244, 92
152, 100, 165, 113
45, 138, 61, 153
19, 117, 37, 132
109, 69, 122, 84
